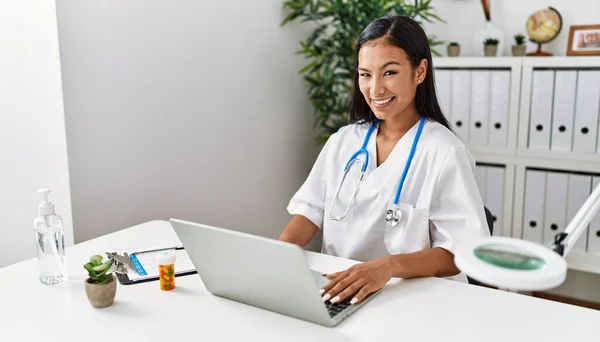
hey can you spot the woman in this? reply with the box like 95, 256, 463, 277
278, 16, 489, 306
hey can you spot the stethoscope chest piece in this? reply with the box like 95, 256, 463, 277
385, 208, 401, 227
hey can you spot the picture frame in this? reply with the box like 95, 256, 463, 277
567, 24, 600, 56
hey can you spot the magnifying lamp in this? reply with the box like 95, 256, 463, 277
454, 180, 600, 291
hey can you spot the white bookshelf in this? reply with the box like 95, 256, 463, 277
434, 56, 521, 68
433, 56, 600, 275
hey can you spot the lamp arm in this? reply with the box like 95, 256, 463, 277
553, 181, 600, 257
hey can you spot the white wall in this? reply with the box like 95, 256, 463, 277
0, 0, 74, 268
425, 0, 600, 57
54, 1, 320, 249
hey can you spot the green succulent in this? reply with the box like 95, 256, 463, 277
84, 255, 114, 284
514, 34, 525, 45
449, 42, 459, 46
483, 38, 499, 45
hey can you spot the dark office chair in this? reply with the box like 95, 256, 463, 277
483, 206, 494, 236
466, 206, 494, 287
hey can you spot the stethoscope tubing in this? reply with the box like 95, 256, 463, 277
328, 116, 426, 224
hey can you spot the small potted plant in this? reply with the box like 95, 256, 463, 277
84, 255, 117, 308
512, 33, 526, 56
447, 42, 460, 57
483, 38, 499, 57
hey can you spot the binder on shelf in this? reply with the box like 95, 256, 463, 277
485, 166, 505, 237
543, 172, 568, 246
450, 70, 471, 144
522, 170, 546, 244
587, 177, 600, 255
572, 71, 600, 154
550, 71, 577, 152
436, 70, 452, 124
469, 70, 490, 146
488, 70, 510, 148
528, 70, 554, 150
566, 174, 591, 253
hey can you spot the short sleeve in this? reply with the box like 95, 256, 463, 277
286, 135, 335, 230
428, 146, 491, 254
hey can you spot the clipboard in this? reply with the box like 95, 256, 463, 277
106, 246, 198, 285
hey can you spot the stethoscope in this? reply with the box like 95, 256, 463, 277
328, 116, 426, 227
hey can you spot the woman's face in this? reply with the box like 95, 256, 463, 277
357, 38, 426, 121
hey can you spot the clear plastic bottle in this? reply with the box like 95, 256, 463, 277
33, 189, 68, 285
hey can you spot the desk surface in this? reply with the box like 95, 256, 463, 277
1, 220, 599, 341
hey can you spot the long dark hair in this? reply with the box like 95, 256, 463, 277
348, 15, 451, 130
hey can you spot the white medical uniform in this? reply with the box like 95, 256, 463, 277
287, 118, 490, 283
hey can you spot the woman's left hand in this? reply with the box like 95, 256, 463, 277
320, 256, 393, 305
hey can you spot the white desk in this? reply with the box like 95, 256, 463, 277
1, 220, 599, 341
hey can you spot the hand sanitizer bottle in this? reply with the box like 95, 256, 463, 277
34, 189, 68, 285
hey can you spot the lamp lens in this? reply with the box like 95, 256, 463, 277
474, 244, 546, 270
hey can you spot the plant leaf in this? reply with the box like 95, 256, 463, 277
90, 255, 103, 266
84, 262, 96, 275
299, 61, 318, 74
92, 260, 113, 272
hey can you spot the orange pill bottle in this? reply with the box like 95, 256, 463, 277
156, 250, 176, 291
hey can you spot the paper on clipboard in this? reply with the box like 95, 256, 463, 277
128, 247, 195, 281
106, 246, 197, 284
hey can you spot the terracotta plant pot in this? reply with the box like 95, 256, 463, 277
484, 44, 498, 57
85, 274, 117, 308
447, 45, 460, 57
512, 44, 526, 56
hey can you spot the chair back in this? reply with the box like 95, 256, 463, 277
467, 206, 494, 286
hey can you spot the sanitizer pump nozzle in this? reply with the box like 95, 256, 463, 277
37, 189, 55, 216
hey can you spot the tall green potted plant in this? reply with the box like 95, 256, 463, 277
281, 0, 445, 146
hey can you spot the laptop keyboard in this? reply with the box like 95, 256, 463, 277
324, 297, 352, 317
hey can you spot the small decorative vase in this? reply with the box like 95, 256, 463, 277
512, 44, 526, 56
484, 45, 498, 57
85, 274, 117, 308
473, 20, 504, 56
447, 45, 460, 57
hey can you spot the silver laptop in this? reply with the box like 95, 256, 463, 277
169, 218, 381, 327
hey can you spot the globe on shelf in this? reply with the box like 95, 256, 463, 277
525, 7, 563, 56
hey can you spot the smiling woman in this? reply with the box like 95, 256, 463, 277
350, 16, 451, 134
350, 16, 451, 168
278, 15, 490, 306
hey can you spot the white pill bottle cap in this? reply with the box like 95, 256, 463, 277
156, 250, 176, 265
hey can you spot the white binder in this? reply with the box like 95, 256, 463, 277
475, 164, 487, 201
566, 174, 591, 253
587, 177, 600, 255
550, 71, 577, 152
488, 70, 510, 148
543, 172, 568, 246
469, 70, 490, 146
486, 166, 504, 236
522, 170, 546, 244
436, 70, 452, 123
572, 71, 600, 154
450, 70, 471, 143
529, 71, 554, 150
